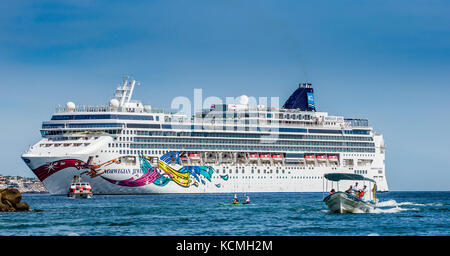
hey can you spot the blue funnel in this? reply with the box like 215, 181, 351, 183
282, 83, 316, 111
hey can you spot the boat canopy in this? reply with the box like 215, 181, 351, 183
324, 173, 375, 183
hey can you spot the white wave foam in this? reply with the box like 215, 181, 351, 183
425, 203, 443, 207
397, 202, 424, 206
370, 207, 412, 214
377, 200, 424, 207
368, 233, 379, 236
368, 199, 423, 214
376, 199, 397, 207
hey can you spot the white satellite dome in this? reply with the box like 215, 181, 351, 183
66, 102, 76, 112
144, 105, 152, 112
109, 99, 120, 108
238, 95, 249, 105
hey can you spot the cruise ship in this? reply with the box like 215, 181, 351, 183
21, 77, 388, 194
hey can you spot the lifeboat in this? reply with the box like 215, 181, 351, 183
271, 154, 283, 161
316, 155, 327, 161
68, 176, 93, 199
305, 154, 315, 161
180, 155, 188, 162
328, 155, 339, 161
259, 154, 271, 159
188, 153, 200, 160
247, 154, 259, 160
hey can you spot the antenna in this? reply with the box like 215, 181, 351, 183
114, 76, 139, 107
126, 79, 137, 103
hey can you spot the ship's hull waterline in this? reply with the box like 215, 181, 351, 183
23, 153, 389, 195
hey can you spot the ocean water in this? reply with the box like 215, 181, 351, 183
0, 191, 448, 236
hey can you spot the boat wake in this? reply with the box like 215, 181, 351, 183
370, 199, 422, 214
377, 199, 424, 207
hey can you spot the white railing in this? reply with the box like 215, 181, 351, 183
55, 105, 172, 114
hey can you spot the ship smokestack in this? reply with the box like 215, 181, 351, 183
282, 83, 316, 111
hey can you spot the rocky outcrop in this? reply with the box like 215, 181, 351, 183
0, 188, 39, 212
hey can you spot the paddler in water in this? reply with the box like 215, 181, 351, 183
243, 195, 251, 204
232, 194, 239, 204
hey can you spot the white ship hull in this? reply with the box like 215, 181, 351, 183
23, 153, 389, 195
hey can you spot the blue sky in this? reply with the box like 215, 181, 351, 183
0, 0, 449, 190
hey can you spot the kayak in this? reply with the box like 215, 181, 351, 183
218, 202, 252, 206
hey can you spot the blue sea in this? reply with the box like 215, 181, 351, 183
0, 191, 448, 236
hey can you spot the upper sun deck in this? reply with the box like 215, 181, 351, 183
55, 76, 174, 115
54, 104, 172, 115
49, 77, 371, 129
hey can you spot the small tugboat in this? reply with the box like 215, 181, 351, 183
323, 173, 377, 213
68, 176, 93, 199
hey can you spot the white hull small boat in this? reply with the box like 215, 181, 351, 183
323, 173, 378, 214
67, 175, 93, 199
323, 192, 375, 213
69, 192, 93, 199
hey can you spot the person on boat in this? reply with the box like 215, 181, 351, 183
345, 185, 353, 193
353, 182, 359, 192
358, 185, 367, 200
243, 196, 251, 204
329, 189, 335, 195
232, 194, 239, 204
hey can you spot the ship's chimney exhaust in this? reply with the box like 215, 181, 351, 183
282, 82, 316, 111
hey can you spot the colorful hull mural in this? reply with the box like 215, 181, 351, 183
30, 151, 228, 189
30, 159, 86, 182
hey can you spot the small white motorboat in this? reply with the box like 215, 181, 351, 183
323, 173, 378, 213
67, 176, 93, 199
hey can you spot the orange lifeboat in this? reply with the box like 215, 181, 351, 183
305, 154, 315, 160
188, 153, 200, 159
328, 155, 339, 161
247, 154, 259, 159
316, 155, 327, 161
271, 154, 283, 160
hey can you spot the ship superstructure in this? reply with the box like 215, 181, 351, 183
21, 77, 388, 194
